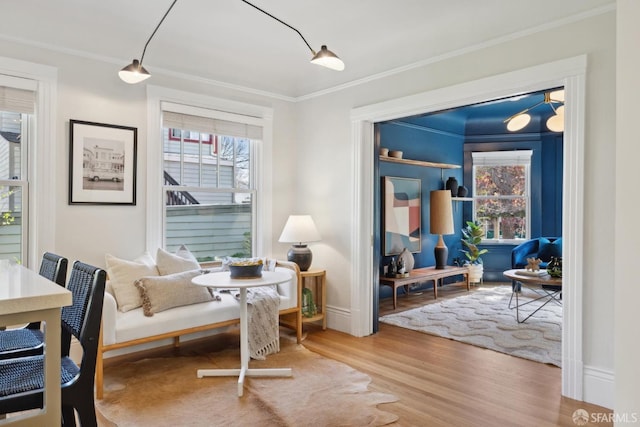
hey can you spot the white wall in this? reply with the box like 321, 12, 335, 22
0, 7, 624, 409
615, 0, 640, 421
0, 41, 298, 268
293, 12, 616, 408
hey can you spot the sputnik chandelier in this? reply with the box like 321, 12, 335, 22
503, 90, 565, 132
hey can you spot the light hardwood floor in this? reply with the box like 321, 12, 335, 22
302, 281, 612, 426
101, 281, 612, 426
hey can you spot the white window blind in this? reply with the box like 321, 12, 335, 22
162, 111, 262, 140
472, 150, 532, 166
0, 86, 35, 114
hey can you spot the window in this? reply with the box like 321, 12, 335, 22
0, 84, 34, 263
160, 105, 262, 262
472, 150, 532, 242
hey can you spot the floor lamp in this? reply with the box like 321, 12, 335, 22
430, 190, 454, 269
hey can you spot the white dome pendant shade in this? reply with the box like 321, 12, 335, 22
546, 105, 565, 132
506, 113, 531, 131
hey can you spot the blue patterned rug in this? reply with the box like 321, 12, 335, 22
379, 285, 561, 367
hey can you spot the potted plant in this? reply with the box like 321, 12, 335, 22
460, 220, 489, 284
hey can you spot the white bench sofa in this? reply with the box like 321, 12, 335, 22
96, 258, 302, 399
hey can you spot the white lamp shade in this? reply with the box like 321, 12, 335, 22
429, 190, 454, 235
506, 113, 531, 132
278, 215, 321, 244
546, 113, 564, 132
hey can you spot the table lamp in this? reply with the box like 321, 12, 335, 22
430, 190, 454, 269
278, 215, 321, 271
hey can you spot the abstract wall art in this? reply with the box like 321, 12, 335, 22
383, 176, 421, 255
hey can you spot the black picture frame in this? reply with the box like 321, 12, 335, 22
69, 120, 137, 205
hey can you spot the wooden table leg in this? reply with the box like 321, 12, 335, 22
393, 283, 397, 309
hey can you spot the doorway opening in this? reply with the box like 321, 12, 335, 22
350, 55, 586, 399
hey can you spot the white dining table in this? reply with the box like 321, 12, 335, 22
191, 270, 292, 397
0, 261, 72, 426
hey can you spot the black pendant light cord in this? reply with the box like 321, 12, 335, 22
240, 0, 316, 55
140, 0, 178, 65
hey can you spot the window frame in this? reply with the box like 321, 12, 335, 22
471, 150, 532, 244
0, 57, 57, 268
146, 86, 274, 258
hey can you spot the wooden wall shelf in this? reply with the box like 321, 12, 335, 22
379, 156, 460, 170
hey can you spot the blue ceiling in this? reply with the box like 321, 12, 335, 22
393, 88, 564, 135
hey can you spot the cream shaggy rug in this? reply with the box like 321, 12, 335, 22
379, 285, 561, 367
96, 334, 398, 426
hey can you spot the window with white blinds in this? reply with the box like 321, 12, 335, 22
0, 77, 35, 262
160, 102, 262, 261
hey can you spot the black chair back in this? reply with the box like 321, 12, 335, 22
61, 261, 106, 361
0, 260, 106, 426
39, 251, 68, 286
25, 252, 68, 331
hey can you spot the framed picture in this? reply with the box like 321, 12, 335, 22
69, 120, 137, 205
383, 176, 421, 255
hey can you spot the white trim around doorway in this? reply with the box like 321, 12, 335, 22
350, 55, 586, 401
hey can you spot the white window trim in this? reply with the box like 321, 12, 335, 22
0, 56, 57, 269
146, 86, 273, 256
472, 150, 532, 244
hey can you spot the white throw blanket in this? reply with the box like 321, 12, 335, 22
243, 286, 280, 360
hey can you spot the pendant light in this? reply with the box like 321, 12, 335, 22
119, 0, 178, 84
504, 90, 565, 132
241, 0, 344, 71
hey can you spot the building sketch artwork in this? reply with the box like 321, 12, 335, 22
82, 138, 125, 191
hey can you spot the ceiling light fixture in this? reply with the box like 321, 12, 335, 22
504, 90, 565, 132
240, 0, 345, 71
118, 0, 178, 84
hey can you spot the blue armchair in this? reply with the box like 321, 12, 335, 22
511, 237, 562, 269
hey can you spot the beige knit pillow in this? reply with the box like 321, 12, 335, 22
106, 252, 159, 312
156, 245, 200, 275
135, 270, 213, 316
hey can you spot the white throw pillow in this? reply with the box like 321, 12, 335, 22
105, 253, 159, 312
135, 270, 213, 316
156, 245, 201, 275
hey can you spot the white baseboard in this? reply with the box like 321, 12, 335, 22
583, 365, 614, 410
325, 305, 351, 334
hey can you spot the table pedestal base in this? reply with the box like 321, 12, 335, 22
198, 367, 292, 396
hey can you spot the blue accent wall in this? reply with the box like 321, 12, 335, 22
376, 118, 563, 286
378, 121, 465, 274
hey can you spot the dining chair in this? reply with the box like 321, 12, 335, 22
0, 261, 106, 426
0, 252, 68, 360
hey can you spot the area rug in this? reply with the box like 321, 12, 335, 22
379, 285, 561, 367
96, 335, 399, 426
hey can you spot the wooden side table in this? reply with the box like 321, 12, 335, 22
300, 268, 327, 330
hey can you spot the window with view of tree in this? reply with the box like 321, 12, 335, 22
471, 150, 532, 242
161, 106, 261, 262
0, 85, 34, 263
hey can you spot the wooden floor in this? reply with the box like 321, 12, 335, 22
102, 281, 612, 426
301, 281, 612, 427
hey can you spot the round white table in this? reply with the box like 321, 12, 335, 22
192, 270, 292, 397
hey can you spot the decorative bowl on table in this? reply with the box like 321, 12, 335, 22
228, 260, 263, 279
